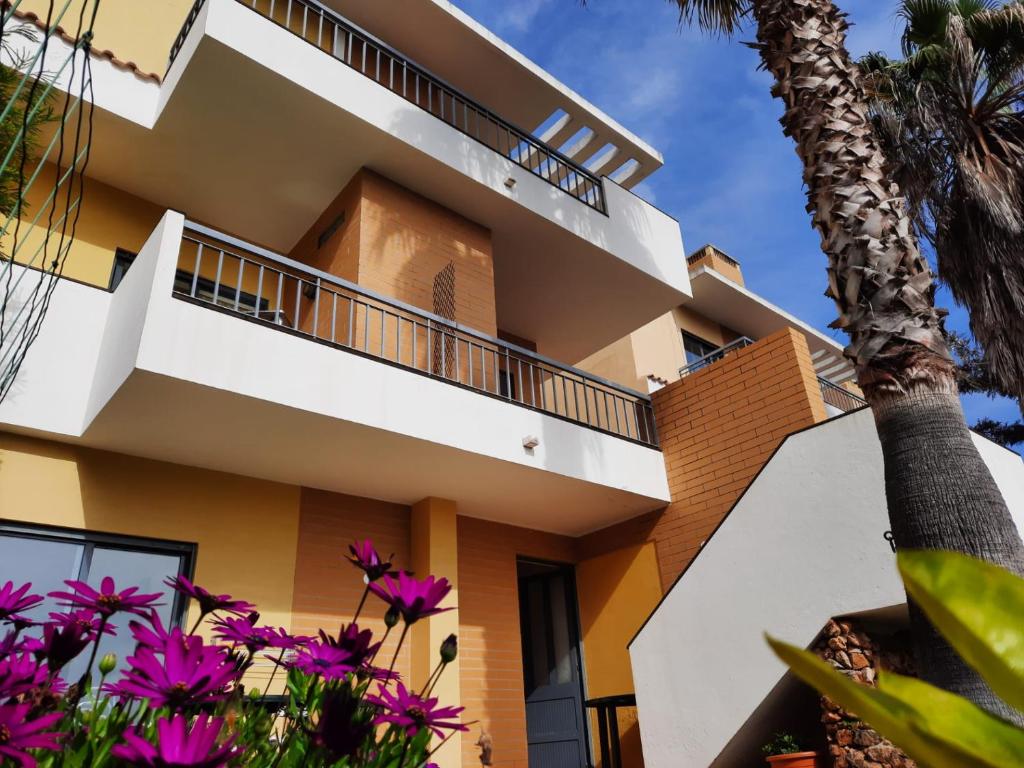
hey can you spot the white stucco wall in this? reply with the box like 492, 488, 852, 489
629, 409, 1024, 767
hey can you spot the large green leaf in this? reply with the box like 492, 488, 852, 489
898, 549, 1024, 712
767, 636, 1024, 767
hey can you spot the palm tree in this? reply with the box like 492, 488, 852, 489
665, 0, 1024, 721
860, 0, 1024, 408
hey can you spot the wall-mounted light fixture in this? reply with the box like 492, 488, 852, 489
522, 435, 539, 450
504, 177, 516, 189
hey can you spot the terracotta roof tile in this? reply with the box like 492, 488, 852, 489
9, 6, 162, 84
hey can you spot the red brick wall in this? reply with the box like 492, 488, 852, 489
456, 516, 577, 768
649, 327, 827, 587
290, 489, 412, 681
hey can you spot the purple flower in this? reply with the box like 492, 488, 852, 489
367, 682, 467, 739
0, 583, 43, 622
112, 713, 239, 768
346, 540, 397, 582
112, 629, 237, 709
319, 623, 379, 670
288, 640, 354, 681
261, 626, 309, 650
48, 609, 117, 638
0, 703, 62, 766
0, 654, 47, 699
37, 619, 93, 673
128, 611, 172, 651
50, 577, 161, 619
165, 576, 254, 619
369, 573, 453, 625
212, 616, 270, 652
313, 689, 372, 759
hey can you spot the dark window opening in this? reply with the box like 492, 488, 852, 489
108, 248, 138, 291
174, 269, 270, 316
682, 331, 719, 366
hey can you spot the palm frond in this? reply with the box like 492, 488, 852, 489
666, 0, 752, 36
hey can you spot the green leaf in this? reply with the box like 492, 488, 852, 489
767, 636, 1024, 767
898, 549, 1024, 712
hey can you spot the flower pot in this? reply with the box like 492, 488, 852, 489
765, 752, 820, 768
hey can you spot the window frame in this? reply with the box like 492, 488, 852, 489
0, 520, 197, 629
681, 330, 720, 365
107, 248, 138, 291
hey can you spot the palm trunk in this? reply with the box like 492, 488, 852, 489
752, 0, 1024, 720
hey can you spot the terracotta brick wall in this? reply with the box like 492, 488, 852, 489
290, 489, 412, 682
357, 170, 497, 336
456, 516, 577, 768
649, 327, 828, 588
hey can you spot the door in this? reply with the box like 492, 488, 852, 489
518, 559, 589, 768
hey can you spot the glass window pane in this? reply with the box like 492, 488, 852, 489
0, 535, 84, 622
548, 575, 574, 685
62, 547, 183, 681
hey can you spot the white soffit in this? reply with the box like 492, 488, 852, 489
326, 0, 663, 188
686, 267, 856, 383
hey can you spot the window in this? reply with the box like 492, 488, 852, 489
108, 248, 137, 291
682, 331, 719, 366
173, 269, 269, 316
0, 522, 195, 677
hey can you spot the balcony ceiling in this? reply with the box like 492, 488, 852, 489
76, 7, 688, 364
325, 0, 663, 187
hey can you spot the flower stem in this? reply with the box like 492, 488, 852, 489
188, 611, 206, 636
387, 623, 410, 682
425, 661, 448, 698
67, 615, 108, 715
260, 648, 286, 706
419, 659, 443, 697
352, 583, 370, 624
397, 738, 411, 768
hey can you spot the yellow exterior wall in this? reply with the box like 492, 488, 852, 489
577, 544, 662, 768
1, 162, 164, 287
18, 0, 193, 78
0, 432, 301, 685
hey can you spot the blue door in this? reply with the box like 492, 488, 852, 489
518, 560, 589, 768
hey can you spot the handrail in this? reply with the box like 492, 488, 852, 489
167, 0, 607, 213
818, 376, 867, 413
678, 336, 755, 378
173, 222, 658, 447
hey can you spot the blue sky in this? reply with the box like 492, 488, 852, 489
450, 0, 1018, 426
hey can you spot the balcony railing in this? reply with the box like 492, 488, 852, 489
819, 376, 867, 413
169, 0, 607, 213
172, 222, 658, 447
678, 336, 754, 378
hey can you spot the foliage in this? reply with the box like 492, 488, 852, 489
0, 539, 465, 767
948, 331, 1024, 448
768, 550, 1024, 767
861, 0, 1024, 402
0, 27, 56, 219
761, 731, 802, 756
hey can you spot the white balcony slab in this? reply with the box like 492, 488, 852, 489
0, 213, 670, 535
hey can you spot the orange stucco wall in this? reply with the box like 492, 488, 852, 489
649, 327, 828, 587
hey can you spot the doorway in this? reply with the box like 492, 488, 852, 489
517, 558, 589, 768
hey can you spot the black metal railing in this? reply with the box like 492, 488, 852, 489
819, 376, 867, 413
172, 222, 658, 447
585, 694, 636, 768
168, 0, 606, 213
678, 336, 754, 378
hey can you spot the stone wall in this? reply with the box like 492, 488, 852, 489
815, 619, 916, 768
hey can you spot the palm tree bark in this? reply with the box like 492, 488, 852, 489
752, 0, 1024, 721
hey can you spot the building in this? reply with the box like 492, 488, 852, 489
1, 3, 1022, 768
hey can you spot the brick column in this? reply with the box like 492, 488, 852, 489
411, 497, 462, 768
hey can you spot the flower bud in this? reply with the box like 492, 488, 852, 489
98, 652, 117, 676
384, 606, 400, 629
440, 634, 458, 663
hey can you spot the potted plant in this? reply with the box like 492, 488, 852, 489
762, 732, 820, 767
